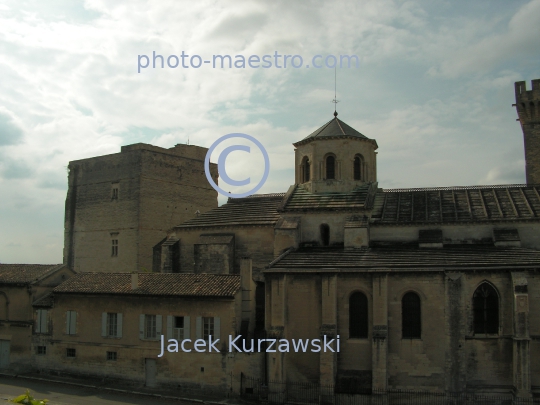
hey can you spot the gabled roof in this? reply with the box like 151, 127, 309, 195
265, 246, 540, 271
280, 184, 374, 211
176, 193, 285, 229
33, 293, 54, 307
371, 184, 540, 225
54, 273, 241, 298
293, 116, 375, 147
0, 264, 63, 285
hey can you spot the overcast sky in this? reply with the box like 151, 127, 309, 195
1, 0, 539, 264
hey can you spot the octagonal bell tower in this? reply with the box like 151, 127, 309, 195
293, 112, 378, 193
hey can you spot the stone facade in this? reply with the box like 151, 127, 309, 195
64, 143, 218, 273
4, 79, 540, 398
0, 264, 74, 370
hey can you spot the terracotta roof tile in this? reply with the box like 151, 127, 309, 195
53, 273, 241, 297
33, 293, 54, 307
0, 264, 61, 285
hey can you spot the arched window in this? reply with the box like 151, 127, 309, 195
320, 224, 330, 246
402, 292, 421, 338
326, 155, 335, 179
354, 155, 364, 180
349, 292, 368, 338
531, 102, 536, 118
301, 156, 310, 183
473, 283, 499, 334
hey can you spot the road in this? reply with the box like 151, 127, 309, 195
0, 376, 205, 405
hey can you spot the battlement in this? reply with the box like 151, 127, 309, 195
515, 79, 540, 101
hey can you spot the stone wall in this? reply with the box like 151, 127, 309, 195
64, 143, 217, 273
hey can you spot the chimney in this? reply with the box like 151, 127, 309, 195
131, 272, 139, 290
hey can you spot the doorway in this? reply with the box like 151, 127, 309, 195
145, 358, 156, 387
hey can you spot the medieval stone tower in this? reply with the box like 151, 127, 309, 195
515, 79, 540, 185
63, 143, 218, 273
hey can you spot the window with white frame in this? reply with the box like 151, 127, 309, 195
196, 316, 220, 341
66, 310, 77, 335
203, 317, 214, 340
139, 314, 162, 340
167, 315, 190, 341
174, 316, 184, 340
101, 312, 123, 338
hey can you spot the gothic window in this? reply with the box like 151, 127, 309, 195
320, 224, 330, 246
354, 154, 364, 180
301, 156, 310, 183
326, 155, 335, 179
402, 292, 421, 338
473, 283, 499, 334
349, 292, 368, 338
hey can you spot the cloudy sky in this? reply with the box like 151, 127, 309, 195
0, 0, 539, 264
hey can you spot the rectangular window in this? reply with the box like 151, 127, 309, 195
145, 315, 157, 339
36, 346, 46, 355
66, 310, 77, 335
35, 309, 48, 334
111, 183, 119, 200
174, 316, 184, 341
106, 351, 117, 361
66, 348, 76, 358
203, 317, 214, 340
107, 313, 118, 337
111, 239, 118, 257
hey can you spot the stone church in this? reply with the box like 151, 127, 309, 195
155, 79, 540, 397
1, 79, 539, 398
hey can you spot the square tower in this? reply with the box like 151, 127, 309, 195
63, 143, 218, 273
515, 79, 540, 185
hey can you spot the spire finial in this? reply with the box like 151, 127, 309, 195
331, 65, 339, 117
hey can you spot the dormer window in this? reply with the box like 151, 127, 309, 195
326, 156, 335, 179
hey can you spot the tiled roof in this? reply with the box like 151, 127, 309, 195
281, 184, 373, 211
54, 273, 241, 297
266, 246, 540, 271
371, 184, 540, 224
177, 194, 284, 228
0, 264, 62, 285
33, 293, 54, 307
294, 117, 374, 146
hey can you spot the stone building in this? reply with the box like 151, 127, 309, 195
1, 78, 535, 397
149, 79, 540, 397
33, 266, 260, 392
0, 264, 74, 369
63, 142, 218, 273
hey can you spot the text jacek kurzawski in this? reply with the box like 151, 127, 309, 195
158, 335, 340, 357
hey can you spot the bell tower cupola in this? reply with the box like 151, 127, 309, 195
293, 112, 378, 193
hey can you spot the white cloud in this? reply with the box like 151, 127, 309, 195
0, 0, 538, 262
